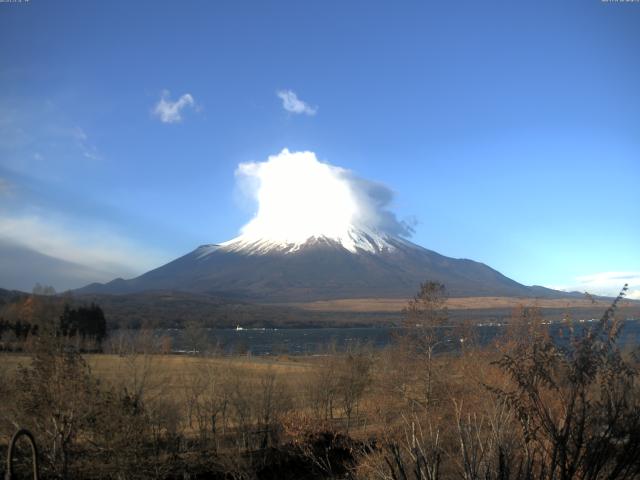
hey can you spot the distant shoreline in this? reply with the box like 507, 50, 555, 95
278, 295, 629, 313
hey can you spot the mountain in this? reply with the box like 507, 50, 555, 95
77, 227, 572, 302
0, 240, 111, 292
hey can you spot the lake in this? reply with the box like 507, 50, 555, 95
165, 318, 640, 356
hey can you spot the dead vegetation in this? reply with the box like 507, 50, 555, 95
1, 285, 639, 479
284, 296, 618, 313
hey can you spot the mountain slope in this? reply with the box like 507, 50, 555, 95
0, 240, 111, 292
77, 231, 563, 302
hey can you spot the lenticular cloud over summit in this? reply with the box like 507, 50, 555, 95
231, 149, 412, 251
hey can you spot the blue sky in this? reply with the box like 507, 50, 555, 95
0, 0, 639, 296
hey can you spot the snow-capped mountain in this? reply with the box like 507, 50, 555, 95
77, 227, 563, 302
214, 225, 405, 255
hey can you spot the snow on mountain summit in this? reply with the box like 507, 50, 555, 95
222, 149, 415, 256
220, 225, 402, 255
191, 150, 417, 258
195, 224, 407, 258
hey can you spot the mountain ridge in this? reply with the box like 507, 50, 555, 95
0, 239, 113, 292
76, 230, 578, 302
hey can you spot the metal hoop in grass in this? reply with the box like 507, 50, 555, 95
5, 429, 39, 480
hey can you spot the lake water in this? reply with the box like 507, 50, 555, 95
166, 319, 640, 356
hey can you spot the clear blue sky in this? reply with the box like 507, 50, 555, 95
0, 0, 639, 296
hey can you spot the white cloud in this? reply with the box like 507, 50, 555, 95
153, 90, 197, 123
0, 214, 168, 280
234, 149, 411, 245
276, 90, 317, 116
549, 271, 640, 300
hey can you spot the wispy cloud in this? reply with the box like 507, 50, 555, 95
276, 90, 317, 116
0, 99, 103, 175
0, 214, 168, 281
32, 124, 100, 162
70, 126, 100, 160
153, 90, 198, 123
549, 271, 640, 300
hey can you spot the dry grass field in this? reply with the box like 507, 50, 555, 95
283, 295, 616, 312
0, 352, 316, 406
0, 348, 489, 439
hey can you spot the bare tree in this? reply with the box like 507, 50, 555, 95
9, 336, 99, 479
362, 413, 442, 480
256, 368, 292, 448
183, 359, 233, 451
490, 284, 640, 480
337, 346, 373, 433
454, 398, 519, 480
183, 320, 208, 354
227, 368, 255, 450
307, 350, 341, 421
401, 281, 449, 410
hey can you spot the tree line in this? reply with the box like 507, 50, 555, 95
0, 295, 106, 351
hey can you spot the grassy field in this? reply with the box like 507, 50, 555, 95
0, 348, 479, 438
0, 352, 316, 390
282, 295, 620, 312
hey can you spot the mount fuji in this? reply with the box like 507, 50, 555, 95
77, 226, 563, 302
77, 150, 571, 303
